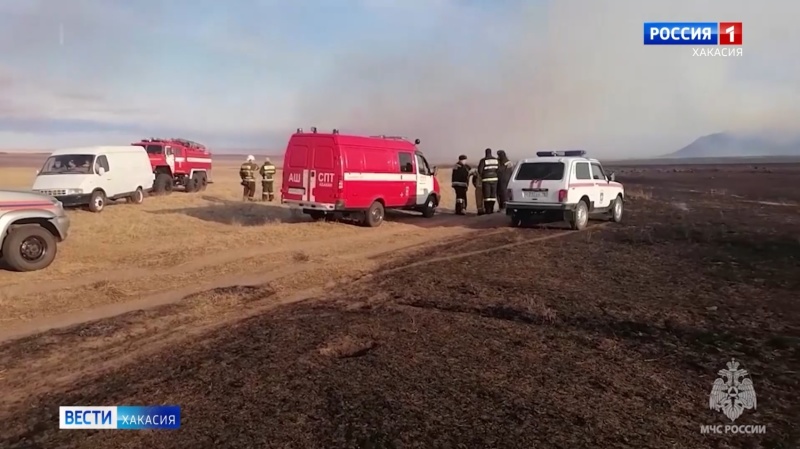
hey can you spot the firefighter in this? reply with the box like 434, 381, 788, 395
259, 157, 277, 202
470, 167, 484, 215
496, 150, 513, 210
239, 155, 259, 201
451, 155, 471, 215
477, 148, 499, 214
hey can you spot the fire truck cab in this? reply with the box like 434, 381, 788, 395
281, 128, 441, 227
131, 138, 213, 194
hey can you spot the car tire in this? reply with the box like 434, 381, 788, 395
88, 190, 106, 213
610, 195, 623, 223
568, 200, 589, 230
421, 195, 437, 218
1, 225, 58, 272
363, 201, 385, 227
510, 213, 523, 227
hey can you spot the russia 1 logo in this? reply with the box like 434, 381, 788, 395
718, 22, 743, 45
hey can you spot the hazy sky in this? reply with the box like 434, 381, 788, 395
0, 0, 798, 158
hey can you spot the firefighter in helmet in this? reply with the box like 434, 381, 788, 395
260, 157, 277, 202
477, 148, 499, 213
239, 155, 259, 201
451, 155, 471, 215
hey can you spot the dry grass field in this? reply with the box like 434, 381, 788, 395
1, 155, 799, 448
0, 154, 474, 332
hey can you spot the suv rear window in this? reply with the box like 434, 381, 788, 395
515, 162, 564, 181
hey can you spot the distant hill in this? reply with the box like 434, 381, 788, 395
665, 132, 800, 158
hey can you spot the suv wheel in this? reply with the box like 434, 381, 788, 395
1, 225, 58, 271
568, 200, 589, 230
88, 190, 106, 213
610, 196, 623, 223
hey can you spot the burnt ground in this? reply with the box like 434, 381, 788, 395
2, 164, 800, 449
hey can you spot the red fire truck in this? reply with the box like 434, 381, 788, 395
131, 138, 213, 194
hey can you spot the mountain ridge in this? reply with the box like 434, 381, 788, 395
664, 132, 800, 158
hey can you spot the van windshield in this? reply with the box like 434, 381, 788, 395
39, 155, 95, 175
515, 162, 564, 181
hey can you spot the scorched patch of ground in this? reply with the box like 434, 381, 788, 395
2, 171, 799, 449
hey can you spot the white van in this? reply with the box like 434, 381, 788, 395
32, 146, 155, 213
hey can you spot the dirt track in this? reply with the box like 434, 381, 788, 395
1, 165, 799, 448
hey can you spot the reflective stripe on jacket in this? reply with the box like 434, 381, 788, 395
478, 157, 499, 182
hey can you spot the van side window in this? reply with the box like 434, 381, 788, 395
95, 155, 110, 173
575, 162, 591, 180
415, 154, 431, 175
398, 152, 414, 173
590, 163, 605, 180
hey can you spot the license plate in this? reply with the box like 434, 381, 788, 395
288, 187, 305, 195
523, 191, 546, 198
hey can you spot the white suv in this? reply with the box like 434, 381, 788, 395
504, 151, 624, 230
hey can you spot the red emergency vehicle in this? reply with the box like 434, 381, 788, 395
131, 138, 213, 194
280, 128, 441, 227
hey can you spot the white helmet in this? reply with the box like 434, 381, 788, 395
246, 155, 255, 162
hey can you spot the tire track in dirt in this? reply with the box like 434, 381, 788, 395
0, 219, 512, 342
354, 223, 609, 282
0, 212, 504, 298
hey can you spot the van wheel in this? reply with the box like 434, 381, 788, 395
88, 190, 106, 213
566, 200, 589, 230
421, 195, 437, 218
185, 176, 197, 193
153, 173, 173, 195
127, 187, 144, 204
363, 201, 385, 227
2, 225, 58, 272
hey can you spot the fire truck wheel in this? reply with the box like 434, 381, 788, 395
153, 173, 172, 195
198, 173, 208, 191
88, 190, 106, 213
363, 201, 385, 227
185, 177, 197, 193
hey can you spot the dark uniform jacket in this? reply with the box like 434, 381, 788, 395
451, 162, 471, 187
497, 160, 514, 189
260, 163, 276, 181
477, 157, 499, 182
239, 162, 259, 181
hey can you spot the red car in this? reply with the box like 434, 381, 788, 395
281, 128, 440, 227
